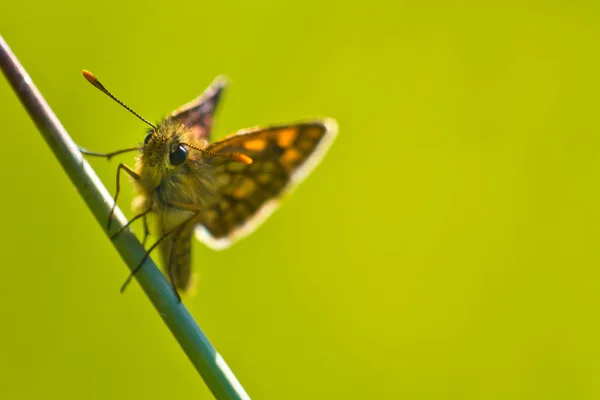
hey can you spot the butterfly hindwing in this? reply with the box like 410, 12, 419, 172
159, 220, 195, 292
170, 75, 227, 142
195, 119, 338, 250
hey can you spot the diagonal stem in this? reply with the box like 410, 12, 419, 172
0, 35, 250, 400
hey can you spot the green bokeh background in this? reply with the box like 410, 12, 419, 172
2, 1, 600, 399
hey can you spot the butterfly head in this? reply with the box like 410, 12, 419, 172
82, 69, 253, 183
141, 118, 194, 169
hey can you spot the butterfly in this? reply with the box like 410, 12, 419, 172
81, 70, 337, 300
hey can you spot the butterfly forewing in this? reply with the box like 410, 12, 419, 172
196, 119, 337, 249
170, 75, 227, 141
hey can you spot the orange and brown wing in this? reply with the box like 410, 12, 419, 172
171, 75, 227, 141
195, 119, 338, 250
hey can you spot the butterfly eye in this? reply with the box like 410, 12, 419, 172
170, 145, 188, 166
144, 133, 153, 145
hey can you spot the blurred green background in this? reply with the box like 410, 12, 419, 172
2, 1, 600, 399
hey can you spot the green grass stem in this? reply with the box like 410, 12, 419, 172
0, 35, 250, 400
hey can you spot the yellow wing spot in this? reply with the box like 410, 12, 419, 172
232, 178, 256, 199
243, 138, 268, 151
277, 128, 298, 148
281, 149, 302, 167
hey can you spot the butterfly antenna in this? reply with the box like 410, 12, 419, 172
82, 70, 157, 130
182, 143, 253, 165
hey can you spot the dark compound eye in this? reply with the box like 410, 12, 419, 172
144, 133, 152, 145
170, 145, 188, 166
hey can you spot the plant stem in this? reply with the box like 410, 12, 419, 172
0, 35, 250, 400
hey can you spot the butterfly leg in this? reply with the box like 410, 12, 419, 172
141, 214, 150, 247
120, 208, 202, 297
107, 163, 140, 231
79, 146, 140, 161
110, 208, 152, 240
